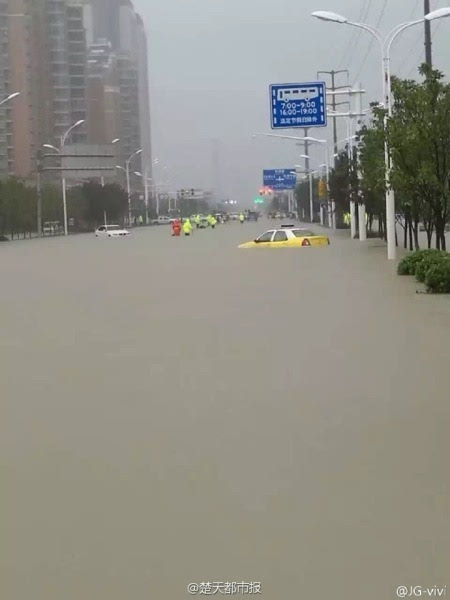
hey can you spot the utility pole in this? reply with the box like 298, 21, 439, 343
303, 129, 314, 223
318, 70, 349, 228
318, 70, 349, 160
424, 0, 432, 66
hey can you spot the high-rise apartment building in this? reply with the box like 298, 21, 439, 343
2, 0, 90, 178
0, 0, 151, 179
88, 0, 152, 176
136, 14, 152, 178
86, 39, 120, 145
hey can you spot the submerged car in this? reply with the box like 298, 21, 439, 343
95, 225, 130, 238
239, 226, 330, 248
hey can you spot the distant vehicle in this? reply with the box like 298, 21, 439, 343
246, 211, 259, 222
151, 216, 173, 225
198, 217, 209, 229
239, 227, 330, 249
43, 221, 63, 235
95, 225, 130, 238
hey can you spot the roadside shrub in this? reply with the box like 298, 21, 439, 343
397, 249, 444, 276
415, 252, 448, 283
425, 259, 450, 293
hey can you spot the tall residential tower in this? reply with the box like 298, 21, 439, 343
1, 0, 151, 180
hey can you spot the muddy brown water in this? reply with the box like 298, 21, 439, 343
1, 221, 449, 599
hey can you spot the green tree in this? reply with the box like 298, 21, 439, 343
0, 178, 37, 238
80, 181, 128, 226
294, 176, 320, 221
329, 150, 352, 226
41, 184, 63, 226
358, 107, 387, 238
388, 66, 450, 250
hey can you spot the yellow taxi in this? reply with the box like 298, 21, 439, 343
238, 225, 330, 248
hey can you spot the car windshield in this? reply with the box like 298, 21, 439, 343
106, 225, 120, 231
257, 231, 275, 242
293, 229, 315, 237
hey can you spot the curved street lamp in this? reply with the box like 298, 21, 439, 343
312, 7, 450, 259
0, 92, 20, 108
43, 119, 85, 236
116, 150, 142, 226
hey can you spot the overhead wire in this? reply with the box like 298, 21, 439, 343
399, 0, 428, 70
352, 0, 389, 84
398, 0, 427, 75
405, 20, 443, 78
338, 0, 373, 69
404, 0, 447, 78
408, 0, 422, 19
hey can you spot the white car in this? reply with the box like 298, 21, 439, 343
95, 225, 130, 238
151, 216, 173, 225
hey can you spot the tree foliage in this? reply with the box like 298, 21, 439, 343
387, 66, 450, 250
329, 66, 450, 249
0, 178, 131, 238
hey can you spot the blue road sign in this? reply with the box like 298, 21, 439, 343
263, 169, 297, 190
270, 81, 327, 129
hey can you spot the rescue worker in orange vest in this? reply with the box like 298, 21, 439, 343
172, 219, 181, 237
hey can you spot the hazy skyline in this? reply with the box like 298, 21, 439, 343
134, 0, 450, 205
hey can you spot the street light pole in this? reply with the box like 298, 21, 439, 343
312, 8, 450, 259
134, 169, 151, 224
36, 150, 43, 237
44, 119, 84, 237
123, 149, 142, 227
303, 129, 312, 222
125, 164, 131, 227
101, 138, 120, 187
323, 140, 333, 228
144, 167, 150, 224
60, 119, 84, 236
294, 163, 317, 222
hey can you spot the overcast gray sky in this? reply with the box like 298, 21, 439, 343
133, 0, 450, 205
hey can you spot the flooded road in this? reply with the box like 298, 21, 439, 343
1, 221, 449, 599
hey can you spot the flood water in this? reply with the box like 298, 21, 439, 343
1, 221, 449, 599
